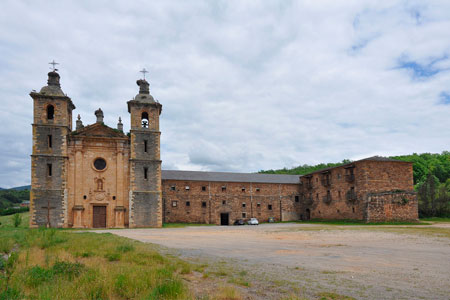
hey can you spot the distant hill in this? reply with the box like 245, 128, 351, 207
9, 185, 31, 191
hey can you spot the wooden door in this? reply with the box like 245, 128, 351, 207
93, 206, 106, 228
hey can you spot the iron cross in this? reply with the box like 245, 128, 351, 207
49, 60, 59, 71
41, 199, 56, 228
140, 68, 148, 80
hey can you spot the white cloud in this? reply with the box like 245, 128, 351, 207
0, 0, 449, 188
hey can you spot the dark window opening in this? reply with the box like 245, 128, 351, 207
83, 195, 87, 199
202, 186, 206, 191
48, 135, 52, 148
47, 105, 54, 120
202, 201, 207, 208
352, 207, 355, 213
222, 200, 226, 205
186, 201, 190, 207
268, 204, 272, 210
255, 188, 260, 192
257, 203, 261, 207
170, 186, 175, 191
144, 167, 148, 179
112, 196, 116, 200
47, 163, 52, 176
222, 186, 226, 192
241, 187, 246, 192
338, 190, 341, 199
141, 112, 149, 128
144, 140, 148, 152
242, 212, 246, 218
242, 203, 246, 208
94, 158, 107, 171
337, 209, 340, 213
295, 195, 299, 202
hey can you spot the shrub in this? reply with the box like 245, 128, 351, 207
148, 279, 184, 299
52, 261, 85, 280
116, 244, 135, 253
104, 252, 121, 262
12, 214, 22, 228
26, 266, 53, 287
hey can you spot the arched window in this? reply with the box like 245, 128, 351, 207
141, 112, 149, 128
47, 105, 54, 120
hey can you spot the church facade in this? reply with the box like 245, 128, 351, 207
30, 71, 162, 228
30, 71, 418, 228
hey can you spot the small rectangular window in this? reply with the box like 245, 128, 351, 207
186, 201, 190, 207
170, 186, 176, 191
47, 164, 52, 176
144, 140, 148, 152
202, 201, 207, 208
242, 212, 246, 218
257, 203, 261, 207
48, 135, 52, 148
268, 204, 272, 210
202, 186, 206, 191
144, 167, 148, 179
295, 195, 299, 202
172, 201, 177, 207
185, 186, 190, 190
222, 200, 226, 205
255, 188, 260, 192
242, 203, 246, 208
222, 186, 226, 192
241, 187, 246, 192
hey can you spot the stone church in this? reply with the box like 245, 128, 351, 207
30, 69, 418, 228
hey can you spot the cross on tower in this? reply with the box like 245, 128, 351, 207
41, 199, 56, 228
49, 60, 59, 72
140, 68, 148, 80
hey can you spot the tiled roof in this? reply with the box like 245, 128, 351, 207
162, 170, 301, 184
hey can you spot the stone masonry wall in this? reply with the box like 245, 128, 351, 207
299, 165, 364, 221
364, 191, 418, 222
163, 180, 300, 224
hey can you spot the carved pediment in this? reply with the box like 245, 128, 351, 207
71, 122, 126, 138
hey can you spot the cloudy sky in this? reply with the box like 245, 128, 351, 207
1, 1, 449, 188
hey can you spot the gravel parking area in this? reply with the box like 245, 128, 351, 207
102, 223, 450, 299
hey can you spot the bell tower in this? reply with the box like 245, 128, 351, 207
127, 74, 163, 227
30, 66, 75, 228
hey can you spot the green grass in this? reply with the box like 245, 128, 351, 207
420, 217, 450, 222
0, 212, 29, 228
162, 222, 216, 228
292, 219, 429, 226
0, 221, 193, 299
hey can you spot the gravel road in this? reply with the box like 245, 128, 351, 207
101, 223, 450, 299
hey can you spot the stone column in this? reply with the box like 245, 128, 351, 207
114, 143, 125, 228
72, 144, 84, 228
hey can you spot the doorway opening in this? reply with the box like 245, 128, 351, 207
220, 213, 229, 226
93, 206, 106, 228
305, 208, 311, 220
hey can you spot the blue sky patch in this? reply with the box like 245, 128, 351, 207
439, 92, 450, 105
396, 55, 448, 79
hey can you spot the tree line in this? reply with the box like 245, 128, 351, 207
260, 152, 450, 218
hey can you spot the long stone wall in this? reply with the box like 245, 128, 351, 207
364, 190, 418, 222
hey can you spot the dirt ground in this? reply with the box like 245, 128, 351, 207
102, 223, 450, 300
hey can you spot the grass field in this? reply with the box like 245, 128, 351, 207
0, 212, 197, 299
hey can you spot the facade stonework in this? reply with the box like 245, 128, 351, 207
30, 72, 162, 228
30, 71, 418, 228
